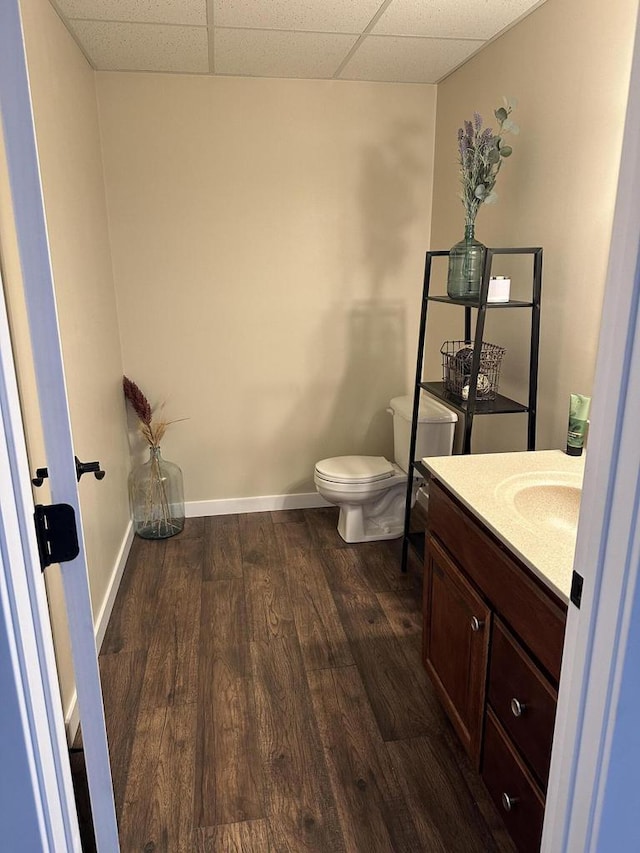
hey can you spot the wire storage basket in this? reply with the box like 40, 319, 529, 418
441, 340, 506, 401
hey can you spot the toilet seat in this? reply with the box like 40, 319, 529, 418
314, 455, 409, 542
314, 455, 395, 485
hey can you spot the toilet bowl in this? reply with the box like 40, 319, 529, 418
314, 394, 457, 544
314, 456, 409, 542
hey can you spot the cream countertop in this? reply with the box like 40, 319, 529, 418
421, 450, 586, 603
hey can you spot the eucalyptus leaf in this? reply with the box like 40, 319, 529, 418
457, 98, 518, 217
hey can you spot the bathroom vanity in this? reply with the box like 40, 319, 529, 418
420, 450, 584, 853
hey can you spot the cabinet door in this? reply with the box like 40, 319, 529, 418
423, 536, 491, 766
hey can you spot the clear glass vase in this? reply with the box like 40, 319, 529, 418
447, 223, 487, 300
129, 446, 185, 539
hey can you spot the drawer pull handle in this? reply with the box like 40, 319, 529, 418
511, 698, 526, 717
502, 792, 518, 812
470, 616, 484, 632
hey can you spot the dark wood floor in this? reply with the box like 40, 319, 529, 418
97, 507, 516, 852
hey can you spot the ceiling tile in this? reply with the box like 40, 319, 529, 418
340, 35, 483, 83
373, 0, 543, 40
55, 0, 207, 26
69, 21, 209, 72
213, 0, 384, 33
214, 28, 358, 78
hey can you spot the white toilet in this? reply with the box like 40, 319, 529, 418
314, 394, 457, 543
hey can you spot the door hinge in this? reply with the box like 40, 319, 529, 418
570, 571, 584, 609
34, 503, 80, 570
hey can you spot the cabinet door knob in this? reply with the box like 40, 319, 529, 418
470, 615, 484, 632
511, 697, 526, 717
502, 792, 518, 812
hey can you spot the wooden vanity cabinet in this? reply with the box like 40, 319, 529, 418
423, 478, 568, 852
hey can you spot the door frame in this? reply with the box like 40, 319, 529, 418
0, 0, 119, 849
542, 4, 640, 849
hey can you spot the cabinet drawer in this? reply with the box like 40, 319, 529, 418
428, 480, 566, 682
482, 708, 545, 853
489, 619, 557, 789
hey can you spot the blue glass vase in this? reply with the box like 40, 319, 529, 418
447, 223, 486, 300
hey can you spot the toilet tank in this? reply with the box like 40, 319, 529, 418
389, 394, 457, 472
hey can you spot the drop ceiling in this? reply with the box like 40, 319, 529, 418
49, 0, 546, 83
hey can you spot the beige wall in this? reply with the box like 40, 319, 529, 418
0, 0, 131, 725
430, 0, 637, 452
97, 74, 437, 500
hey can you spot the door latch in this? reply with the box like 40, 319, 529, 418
34, 503, 80, 570
570, 571, 584, 609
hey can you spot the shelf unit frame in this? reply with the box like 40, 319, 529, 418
400, 246, 543, 572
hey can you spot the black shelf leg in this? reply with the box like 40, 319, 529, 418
528, 249, 543, 450
401, 252, 433, 573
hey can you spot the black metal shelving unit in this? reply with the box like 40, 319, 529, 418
400, 246, 543, 571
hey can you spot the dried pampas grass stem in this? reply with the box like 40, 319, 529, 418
141, 419, 168, 447
123, 376, 152, 426
123, 375, 185, 448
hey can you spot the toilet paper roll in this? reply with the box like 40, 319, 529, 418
488, 276, 511, 303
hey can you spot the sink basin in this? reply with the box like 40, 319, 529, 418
512, 484, 581, 532
496, 471, 583, 538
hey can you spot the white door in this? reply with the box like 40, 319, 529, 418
0, 1, 119, 850
0, 270, 80, 850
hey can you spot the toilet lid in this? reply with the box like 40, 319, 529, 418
315, 456, 395, 484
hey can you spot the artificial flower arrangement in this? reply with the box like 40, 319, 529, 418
447, 97, 519, 300
457, 97, 519, 227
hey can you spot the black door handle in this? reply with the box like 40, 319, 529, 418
74, 457, 106, 482
31, 457, 106, 486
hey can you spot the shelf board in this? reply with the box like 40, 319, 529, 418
426, 295, 533, 309
420, 381, 529, 415
429, 247, 542, 256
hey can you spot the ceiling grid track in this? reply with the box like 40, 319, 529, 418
206, 0, 216, 74
43, 1, 549, 83
333, 0, 395, 79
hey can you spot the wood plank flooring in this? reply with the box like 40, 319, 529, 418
98, 508, 515, 852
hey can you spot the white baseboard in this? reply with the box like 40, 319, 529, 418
95, 520, 135, 651
64, 520, 134, 744
185, 491, 331, 517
